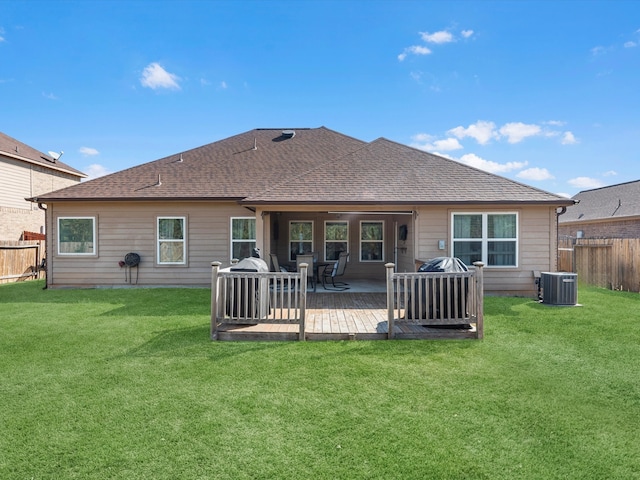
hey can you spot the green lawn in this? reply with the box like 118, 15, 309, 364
1, 281, 638, 479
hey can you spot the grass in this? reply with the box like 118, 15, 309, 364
1, 281, 639, 479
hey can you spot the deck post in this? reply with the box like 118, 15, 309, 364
473, 262, 485, 339
299, 263, 308, 341
210, 261, 221, 340
385, 263, 395, 339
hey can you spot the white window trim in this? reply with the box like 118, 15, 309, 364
324, 220, 349, 262
451, 212, 519, 268
230, 217, 257, 262
288, 220, 314, 262
360, 220, 385, 263
157, 216, 187, 265
57, 216, 96, 256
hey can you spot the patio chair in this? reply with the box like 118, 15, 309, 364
296, 254, 316, 291
321, 251, 350, 290
269, 253, 292, 272
269, 253, 292, 291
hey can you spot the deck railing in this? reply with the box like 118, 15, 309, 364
386, 262, 484, 339
210, 261, 308, 340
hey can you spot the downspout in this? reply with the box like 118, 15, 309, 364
556, 205, 568, 271
37, 202, 48, 289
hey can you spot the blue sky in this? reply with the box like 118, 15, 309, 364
2, 0, 639, 197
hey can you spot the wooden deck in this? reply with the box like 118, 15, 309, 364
215, 292, 477, 341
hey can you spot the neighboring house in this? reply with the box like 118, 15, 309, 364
31, 127, 572, 295
1, 132, 86, 241
558, 180, 640, 239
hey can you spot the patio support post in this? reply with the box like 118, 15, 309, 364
210, 261, 221, 340
385, 263, 395, 339
299, 263, 308, 341
473, 262, 485, 339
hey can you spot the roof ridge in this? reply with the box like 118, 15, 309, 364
378, 136, 572, 202
246, 131, 372, 198
575, 179, 640, 195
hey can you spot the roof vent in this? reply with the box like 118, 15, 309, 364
281, 130, 295, 138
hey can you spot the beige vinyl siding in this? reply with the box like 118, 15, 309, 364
47, 200, 250, 288
416, 204, 556, 295
0, 157, 31, 209
0, 156, 81, 241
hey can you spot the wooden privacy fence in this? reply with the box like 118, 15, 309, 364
0, 240, 45, 284
386, 262, 485, 339
210, 261, 308, 340
558, 238, 640, 292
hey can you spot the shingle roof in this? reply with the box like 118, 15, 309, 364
32, 127, 571, 206
559, 180, 640, 223
0, 131, 86, 178
244, 137, 569, 204
33, 127, 365, 201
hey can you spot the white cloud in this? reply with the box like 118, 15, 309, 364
461, 30, 474, 38
568, 176, 605, 189
448, 121, 498, 145
82, 164, 111, 181
603, 170, 617, 177
499, 122, 541, 143
431, 138, 463, 151
411, 135, 463, 152
398, 45, 432, 61
140, 62, 181, 90
517, 167, 555, 181
544, 120, 566, 127
420, 30, 453, 44
411, 133, 434, 143
624, 41, 637, 48
220, 81, 228, 89
456, 153, 527, 174
591, 46, 607, 56
79, 147, 99, 156
561, 131, 578, 145
556, 192, 572, 199
42, 92, 58, 100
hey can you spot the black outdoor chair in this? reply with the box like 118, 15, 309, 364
321, 251, 350, 290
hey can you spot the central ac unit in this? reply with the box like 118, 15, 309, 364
541, 272, 578, 305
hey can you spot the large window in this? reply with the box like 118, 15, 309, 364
360, 221, 384, 262
58, 217, 96, 255
324, 221, 348, 261
231, 217, 256, 261
452, 213, 518, 267
289, 221, 313, 261
158, 217, 186, 264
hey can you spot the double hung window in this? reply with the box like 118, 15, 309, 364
324, 221, 348, 261
231, 217, 256, 261
360, 221, 384, 262
289, 221, 313, 261
158, 217, 186, 264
